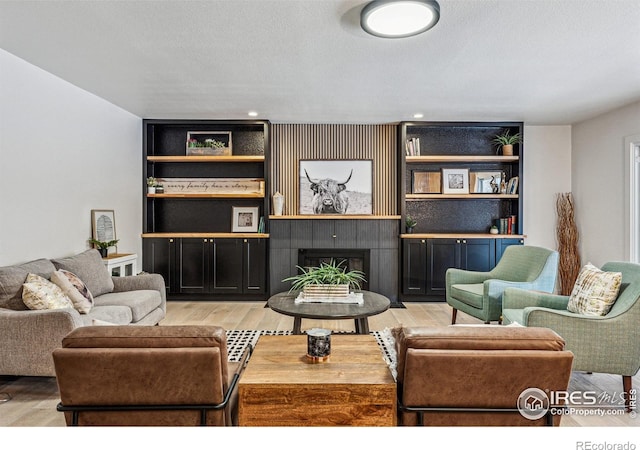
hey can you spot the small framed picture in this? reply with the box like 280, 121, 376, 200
470, 171, 502, 193
441, 168, 469, 194
231, 206, 259, 232
91, 210, 116, 242
412, 171, 441, 194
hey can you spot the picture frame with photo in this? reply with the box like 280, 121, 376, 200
470, 171, 502, 194
441, 168, 470, 194
299, 159, 373, 215
412, 171, 441, 194
231, 206, 259, 232
91, 210, 116, 242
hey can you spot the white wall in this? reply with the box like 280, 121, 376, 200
572, 100, 640, 266
522, 126, 572, 250
0, 49, 142, 266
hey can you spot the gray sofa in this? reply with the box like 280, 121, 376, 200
0, 249, 166, 376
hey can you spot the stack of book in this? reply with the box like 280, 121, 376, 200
495, 215, 517, 234
257, 216, 265, 233
506, 176, 519, 194
405, 138, 421, 156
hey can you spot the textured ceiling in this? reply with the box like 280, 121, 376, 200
1, 0, 639, 124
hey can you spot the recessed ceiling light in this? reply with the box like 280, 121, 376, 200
248, 111, 258, 117
413, 113, 424, 119
361, 0, 440, 38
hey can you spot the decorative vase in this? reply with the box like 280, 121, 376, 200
273, 191, 284, 216
148, 186, 156, 194
502, 144, 513, 156
98, 248, 108, 258
406, 227, 414, 234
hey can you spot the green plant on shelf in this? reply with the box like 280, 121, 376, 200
492, 131, 522, 147
187, 138, 226, 148
146, 176, 158, 187
282, 259, 366, 292
406, 214, 418, 229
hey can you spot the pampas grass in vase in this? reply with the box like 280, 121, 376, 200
556, 192, 581, 295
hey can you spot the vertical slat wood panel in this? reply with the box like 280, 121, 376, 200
270, 124, 397, 216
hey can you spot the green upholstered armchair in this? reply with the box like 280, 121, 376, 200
446, 245, 559, 324
502, 261, 640, 411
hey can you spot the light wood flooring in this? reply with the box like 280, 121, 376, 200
0, 301, 637, 427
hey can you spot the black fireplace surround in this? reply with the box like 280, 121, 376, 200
297, 248, 370, 292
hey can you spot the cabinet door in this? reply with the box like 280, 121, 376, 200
312, 220, 357, 248
142, 238, 175, 293
496, 238, 524, 263
426, 239, 460, 296
461, 239, 495, 272
244, 238, 267, 294
402, 239, 427, 295
177, 238, 209, 294
212, 238, 243, 293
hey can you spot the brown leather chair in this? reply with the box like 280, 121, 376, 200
393, 325, 574, 426
53, 325, 250, 426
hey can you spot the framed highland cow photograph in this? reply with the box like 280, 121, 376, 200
299, 160, 373, 215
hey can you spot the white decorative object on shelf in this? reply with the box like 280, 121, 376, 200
273, 191, 285, 215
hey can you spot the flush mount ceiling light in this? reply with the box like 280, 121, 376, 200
361, 0, 440, 38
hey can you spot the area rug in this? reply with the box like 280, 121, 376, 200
226, 329, 397, 379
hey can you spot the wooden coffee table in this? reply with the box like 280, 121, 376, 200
237, 334, 396, 426
267, 290, 390, 334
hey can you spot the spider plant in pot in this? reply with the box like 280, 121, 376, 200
282, 259, 366, 298
89, 238, 119, 258
492, 131, 522, 156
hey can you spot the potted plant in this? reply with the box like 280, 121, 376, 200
492, 130, 522, 156
282, 259, 366, 298
147, 176, 158, 194
89, 238, 119, 258
406, 214, 418, 233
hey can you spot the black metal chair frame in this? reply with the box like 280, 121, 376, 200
396, 393, 559, 426
57, 344, 253, 426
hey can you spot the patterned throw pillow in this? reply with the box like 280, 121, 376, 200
567, 263, 622, 316
22, 273, 74, 310
50, 269, 93, 314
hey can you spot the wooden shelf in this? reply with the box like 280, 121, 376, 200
148, 193, 264, 199
401, 233, 526, 239
406, 194, 518, 200
406, 155, 519, 163
268, 215, 401, 220
147, 155, 264, 163
142, 233, 269, 238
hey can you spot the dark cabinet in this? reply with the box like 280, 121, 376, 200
142, 238, 175, 293
143, 237, 267, 298
496, 238, 525, 262
403, 238, 514, 300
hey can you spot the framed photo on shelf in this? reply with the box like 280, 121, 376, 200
298, 159, 373, 215
231, 206, 259, 232
470, 171, 502, 193
91, 210, 116, 242
412, 171, 441, 194
441, 168, 469, 194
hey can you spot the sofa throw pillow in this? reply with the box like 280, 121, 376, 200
567, 263, 622, 316
50, 270, 93, 314
22, 273, 74, 311
52, 249, 114, 297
